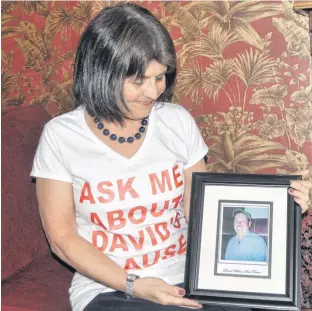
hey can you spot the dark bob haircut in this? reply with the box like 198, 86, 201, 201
73, 3, 177, 124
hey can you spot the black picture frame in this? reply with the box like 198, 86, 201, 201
184, 173, 301, 311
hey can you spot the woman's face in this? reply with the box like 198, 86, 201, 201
123, 60, 167, 120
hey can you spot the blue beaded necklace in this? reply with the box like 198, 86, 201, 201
93, 116, 148, 144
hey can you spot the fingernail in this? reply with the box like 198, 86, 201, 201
198, 305, 203, 309
179, 289, 185, 295
289, 188, 294, 193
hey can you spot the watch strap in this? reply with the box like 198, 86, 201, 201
125, 273, 140, 299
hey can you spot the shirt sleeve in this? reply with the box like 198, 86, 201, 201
178, 106, 209, 169
224, 237, 234, 260
255, 237, 267, 262
30, 123, 73, 183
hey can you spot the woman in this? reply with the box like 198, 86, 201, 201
31, 3, 312, 311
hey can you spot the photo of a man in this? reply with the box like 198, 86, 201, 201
224, 209, 267, 262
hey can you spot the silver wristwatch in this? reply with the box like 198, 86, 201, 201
125, 273, 140, 299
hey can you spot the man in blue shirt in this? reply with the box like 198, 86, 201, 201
224, 209, 267, 262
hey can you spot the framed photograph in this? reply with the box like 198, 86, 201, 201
215, 200, 272, 279
184, 173, 301, 311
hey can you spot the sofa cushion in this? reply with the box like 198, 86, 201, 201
1, 253, 74, 311
2, 307, 35, 311
1, 106, 51, 280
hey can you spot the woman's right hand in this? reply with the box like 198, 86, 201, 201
133, 277, 203, 309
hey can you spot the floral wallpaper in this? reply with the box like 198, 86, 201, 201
1, 1, 311, 307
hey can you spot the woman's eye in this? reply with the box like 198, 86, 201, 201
133, 80, 143, 86
156, 75, 165, 81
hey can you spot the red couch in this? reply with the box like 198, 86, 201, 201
2, 106, 74, 311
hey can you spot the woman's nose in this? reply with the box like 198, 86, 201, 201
143, 81, 159, 100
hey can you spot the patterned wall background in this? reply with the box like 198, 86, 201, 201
1, 1, 311, 307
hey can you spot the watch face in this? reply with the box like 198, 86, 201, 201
128, 274, 139, 281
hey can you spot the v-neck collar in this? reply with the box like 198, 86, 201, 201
80, 105, 155, 163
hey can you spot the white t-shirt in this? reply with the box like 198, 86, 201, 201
30, 102, 208, 311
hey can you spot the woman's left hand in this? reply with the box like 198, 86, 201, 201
289, 167, 312, 213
